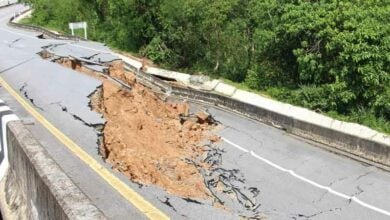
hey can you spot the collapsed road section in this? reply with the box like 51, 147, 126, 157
39, 45, 264, 218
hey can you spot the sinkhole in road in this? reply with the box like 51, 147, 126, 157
90, 79, 220, 200
39, 50, 262, 218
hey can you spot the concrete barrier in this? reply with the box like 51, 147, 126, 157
0, 107, 105, 219
146, 67, 191, 84
214, 83, 237, 97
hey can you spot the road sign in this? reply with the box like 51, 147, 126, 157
69, 22, 88, 39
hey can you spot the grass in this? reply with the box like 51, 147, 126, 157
18, 17, 33, 25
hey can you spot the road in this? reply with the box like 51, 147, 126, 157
0, 4, 390, 220
0, 1, 17, 8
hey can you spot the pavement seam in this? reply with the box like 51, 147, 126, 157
0, 76, 170, 220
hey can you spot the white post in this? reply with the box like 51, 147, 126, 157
69, 22, 87, 38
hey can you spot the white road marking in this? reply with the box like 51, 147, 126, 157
222, 137, 390, 217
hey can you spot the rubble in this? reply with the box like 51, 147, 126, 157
196, 111, 211, 124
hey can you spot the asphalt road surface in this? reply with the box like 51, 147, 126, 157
0, 4, 390, 220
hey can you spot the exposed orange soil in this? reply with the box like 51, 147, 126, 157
96, 80, 213, 198
85, 61, 218, 200
107, 61, 137, 85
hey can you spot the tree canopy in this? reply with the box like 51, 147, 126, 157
22, 0, 390, 132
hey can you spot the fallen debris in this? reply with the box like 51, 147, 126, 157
196, 111, 211, 124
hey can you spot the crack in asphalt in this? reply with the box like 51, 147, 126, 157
50, 100, 109, 164
0, 57, 36, 74
294, 195, 356, 219
355, 171, 373, 181
186, 143, 262, 219
158, 197, 177, 212
328, 176, 349, 188
312, 191, 328, 204
53, 101, 104, 130
311, 176, 349, 204
351, 186, 364, 197
182, 197, 203, 205
81, 52, 100, 61
7, 37, 20, 47
310, 175, 352, 204
220, 124, 264, 147
19, 83, 45, 111
158, 196, 190, 219
41, 43, 66, 50
293, 207, 343, 219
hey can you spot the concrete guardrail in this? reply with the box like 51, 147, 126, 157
0, 101, 106, 219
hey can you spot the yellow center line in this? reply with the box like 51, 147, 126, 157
0, 77, 170, 220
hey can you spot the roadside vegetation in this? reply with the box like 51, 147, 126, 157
21, 0, 390, 133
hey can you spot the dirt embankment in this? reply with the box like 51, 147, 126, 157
93, 79, 220, 199
54, 56, 219, 199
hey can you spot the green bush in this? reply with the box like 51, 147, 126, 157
278, 1, 390, 115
